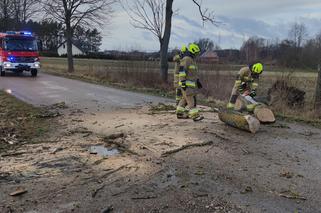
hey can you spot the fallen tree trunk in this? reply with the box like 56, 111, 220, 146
218, 109, 260, 134
254, 105, 275, 123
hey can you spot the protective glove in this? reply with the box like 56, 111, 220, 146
250, 90, 257, 97
196, 79, 203, 89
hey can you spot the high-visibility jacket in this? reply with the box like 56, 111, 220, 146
234, 66, 259, 92
178, 55, 198, 89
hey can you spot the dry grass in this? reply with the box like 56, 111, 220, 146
261, 73, 321, 126
42, 57, 173, 97
0, 91, 55, 153
41, 57, 321, 125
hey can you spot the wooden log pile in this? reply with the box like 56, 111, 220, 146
235, 96, 275, 124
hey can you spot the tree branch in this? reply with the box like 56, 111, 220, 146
191, 0, 218, 26
121, 0, 165, 41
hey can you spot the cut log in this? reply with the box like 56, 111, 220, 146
254, 106, 276, 123
218, 109, 260, 134
235, 95, 276, 124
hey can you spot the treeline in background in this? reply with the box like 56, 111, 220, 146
1, 1, 321, 70
0, 0, 102, 56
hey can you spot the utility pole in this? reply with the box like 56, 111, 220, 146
315, 64, 321, 110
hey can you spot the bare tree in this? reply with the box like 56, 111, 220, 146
240, 36, 265, 63
195, 38, 220, 54
122, 0, 216, 82
42, 0, 115, 72
191, 0, 216, 25
289, 22, 308, 48
1, 0, 40, 29
0, 0, 12, 29
0, 0, 11, 18
12, 0, 40, 23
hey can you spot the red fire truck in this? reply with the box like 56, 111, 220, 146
0, 31, 40, 77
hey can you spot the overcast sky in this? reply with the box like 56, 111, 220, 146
101, 0, 321, 51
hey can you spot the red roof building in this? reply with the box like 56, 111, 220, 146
199, 50, 219, 64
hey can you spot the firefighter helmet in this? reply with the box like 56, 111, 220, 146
181, 45, 187, 53
251, 63, 263, 74
188, 43, 201, 55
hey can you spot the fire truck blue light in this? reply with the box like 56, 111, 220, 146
8, 56, 15, 62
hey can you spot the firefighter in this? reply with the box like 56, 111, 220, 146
227, 63, 264, 112
176, 43, 204, 121
173, 45, 187, 105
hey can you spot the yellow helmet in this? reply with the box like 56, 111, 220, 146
181, 45, 187, 53
251, 63, 263, 74
188, 43, 200, 55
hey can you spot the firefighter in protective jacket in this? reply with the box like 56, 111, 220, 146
227, 63, 264, 112
173, 45, 187, 105
176, 43, 204, 121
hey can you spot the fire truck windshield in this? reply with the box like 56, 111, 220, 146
4, 37, 38, 52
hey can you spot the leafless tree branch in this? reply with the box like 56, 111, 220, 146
41, 0, 116, 72
191, 0, 218, 26
121, 0, 165, 41
42, 0, 115, 30
0, 0, 41, 23
121, 0, 218, 82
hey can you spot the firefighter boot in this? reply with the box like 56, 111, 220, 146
176, 88, 183, 106
189, 108, 204, 122
176, 106, 189, 119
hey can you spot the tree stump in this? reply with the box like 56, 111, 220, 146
268, 80, 305, 107
218, 109, 260, 134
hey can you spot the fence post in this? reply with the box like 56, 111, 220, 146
315, 64, 321, 110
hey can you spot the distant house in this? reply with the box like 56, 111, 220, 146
199, 50, 219, 64
216, 49, 240, 63
57, 41, 85, 56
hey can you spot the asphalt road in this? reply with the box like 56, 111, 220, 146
0, 73, 170, 110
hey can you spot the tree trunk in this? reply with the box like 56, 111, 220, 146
218, 109, 260, 134
159, 0, 173, 82
315, 64, 321, 109
66, 23, 74, 73
2, 1, 10, 30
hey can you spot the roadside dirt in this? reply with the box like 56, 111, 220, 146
1, 102, 321, 213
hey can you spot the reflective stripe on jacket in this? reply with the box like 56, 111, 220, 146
179, 56, 198, 89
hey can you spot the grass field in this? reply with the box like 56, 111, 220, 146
41, 57, 318, 101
